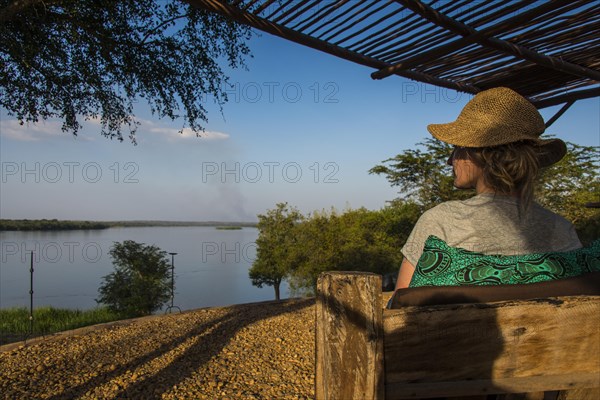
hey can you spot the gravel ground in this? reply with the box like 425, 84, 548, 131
0, 294, 392, 399
0, 299, 314, 399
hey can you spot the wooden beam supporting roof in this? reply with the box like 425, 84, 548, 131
371, 0, 580, 80
392, 0, 600, 82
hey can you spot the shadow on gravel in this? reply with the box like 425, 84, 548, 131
48, 298, 313, 400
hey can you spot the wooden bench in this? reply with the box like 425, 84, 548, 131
315, 272, 600, 400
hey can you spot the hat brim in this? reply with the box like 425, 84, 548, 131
534, 138, 567, 167
427, 123, 566, 167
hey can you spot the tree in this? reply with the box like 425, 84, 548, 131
0, 0, 251, 142
287, 205, 420, 293
97, 240, 171, 317
250, 202, 422, 296
369, 138, 473, 210
536, 143, 599, 223
537, 142, 600, 246
249, 203, 303, 300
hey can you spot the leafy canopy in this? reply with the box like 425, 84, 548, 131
97, 240, 172, 317
0, 0, 252, 142
250, 202, 421, 296
536, 143, 600, 225
286, 204, 420, 293
249, 202, 304, 300
369, 138, 473, 209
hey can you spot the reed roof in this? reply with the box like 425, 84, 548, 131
189, 0, 599, 122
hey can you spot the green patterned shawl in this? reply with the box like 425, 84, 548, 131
410, 236, 600, 287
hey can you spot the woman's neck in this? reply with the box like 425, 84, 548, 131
475, 177, 494, 195
475, 178, 520, 198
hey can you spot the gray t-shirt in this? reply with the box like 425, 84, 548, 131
401, 193, 582, 266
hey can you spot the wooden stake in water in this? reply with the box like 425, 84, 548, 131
29, 250, 34, 335
165, 252, 181, 314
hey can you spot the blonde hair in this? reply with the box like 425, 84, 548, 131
465, 141, 540, 211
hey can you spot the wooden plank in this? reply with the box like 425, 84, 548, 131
499, 393, 546, 400
385, 373, 600, 399
383, 296, 600, 399
532, 87, 600, 108
316, 272, 384, 400
558, 387, 600, 400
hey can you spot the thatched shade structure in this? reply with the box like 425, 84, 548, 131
186, 0, 599, 125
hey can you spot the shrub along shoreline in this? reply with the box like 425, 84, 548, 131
0, 219, 257, 231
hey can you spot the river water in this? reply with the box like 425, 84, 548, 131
0, 227, 289, 311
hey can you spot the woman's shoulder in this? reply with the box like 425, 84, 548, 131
419, 202, 451, 220
413, 201, 468, 231
526, 202, 577, 228
421, 196, 480, 217
529, 201, 570, 220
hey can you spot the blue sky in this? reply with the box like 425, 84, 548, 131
1, 32, 599, 222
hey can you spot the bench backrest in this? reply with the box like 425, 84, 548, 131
315, 272, 600, 400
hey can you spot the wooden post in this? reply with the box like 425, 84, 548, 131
316, 272, 384, 400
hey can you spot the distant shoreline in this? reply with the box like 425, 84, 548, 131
106, 220, 257, 228
0, 219, 258, 231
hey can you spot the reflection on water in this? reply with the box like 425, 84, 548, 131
0, 227, 289, 310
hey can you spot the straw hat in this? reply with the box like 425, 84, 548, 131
427, 87, 566, 167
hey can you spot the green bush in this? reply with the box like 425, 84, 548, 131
97, 240, 172, 317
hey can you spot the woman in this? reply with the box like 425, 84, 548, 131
396, 87, 582, 289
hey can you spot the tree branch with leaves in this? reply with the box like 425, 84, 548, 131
0, 0, 252, 142
369, 138, 473, 210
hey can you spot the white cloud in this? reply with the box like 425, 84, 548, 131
139, 119, 230, 142
179, 127, 230, 141
0, 118, 95, 142
0, 116, 230, 144
0, 119, 61, 141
